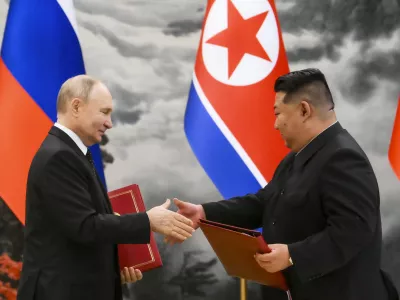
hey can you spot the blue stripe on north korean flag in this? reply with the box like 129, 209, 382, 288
184, 75, 262, 199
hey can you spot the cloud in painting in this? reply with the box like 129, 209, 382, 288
163, 19, 203, 37
104, 97, 222, 207
74, 0, 205, 30
0, 0, 8, 41
278, 0, 400, 42
349, 45, 400, 102
74, 6, 200, 126
276, 0, 400, 104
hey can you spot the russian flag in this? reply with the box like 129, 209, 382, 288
184, 0, 290, 199
0, 0, 106, 224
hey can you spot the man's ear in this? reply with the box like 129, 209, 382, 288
70, 98, 82, 117
300, 101, 312, 119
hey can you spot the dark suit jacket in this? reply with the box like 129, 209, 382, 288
17, 126, 151, 300
202, 122, 398, 300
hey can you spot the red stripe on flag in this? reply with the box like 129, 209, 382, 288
0, 58, 52, 223
389, 97, 400, 180
194, 0, 290, 182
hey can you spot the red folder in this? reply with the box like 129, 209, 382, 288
199, 219, 288, 290
108, 184, 162, 272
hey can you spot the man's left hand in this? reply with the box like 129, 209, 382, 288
121, 267, 143, 284
254, 244, 292, 273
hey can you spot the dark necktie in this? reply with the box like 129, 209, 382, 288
86, 149, 111, 213
86, 149, 97, 175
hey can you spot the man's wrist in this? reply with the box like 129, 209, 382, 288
197, 204, 206, 220
286, 244, 293, 266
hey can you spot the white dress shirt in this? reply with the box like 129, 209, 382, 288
54, 122, 87, 155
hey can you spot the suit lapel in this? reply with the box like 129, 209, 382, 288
49, 126, 113, 213
49, 126, 85, 158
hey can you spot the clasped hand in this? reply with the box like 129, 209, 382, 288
147, 199, 195, 242
121, 267, 142, 284
254, 244, 292, 273
159, 199, 292, 274
163, 198, 205, 245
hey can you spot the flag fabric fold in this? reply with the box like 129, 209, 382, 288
0, 0, 106, 224
184, 0, 289, 199
389, 96, 400, 180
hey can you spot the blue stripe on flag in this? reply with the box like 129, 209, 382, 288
1, 0, 106, 186
184, 82, 261, 199
1, 0, 84, 121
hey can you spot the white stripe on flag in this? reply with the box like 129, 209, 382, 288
192, 72, 268, 188
57, 0, 79, 35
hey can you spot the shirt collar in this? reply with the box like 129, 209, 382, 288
292, 121, 343, 171
54, 122, 88, 155
295, 120, 338, 156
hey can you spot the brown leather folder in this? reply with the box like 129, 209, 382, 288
199, 219, 288, 290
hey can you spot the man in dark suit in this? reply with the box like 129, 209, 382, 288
170, 69, 398, 300
17, 75, 195, 300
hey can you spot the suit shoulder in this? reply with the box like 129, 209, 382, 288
321, 130, 377, 176
33, 135, 75, 160
324, 130, 369, 160
29, 135, 84, 178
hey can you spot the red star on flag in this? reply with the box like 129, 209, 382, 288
206, 0, 271, 78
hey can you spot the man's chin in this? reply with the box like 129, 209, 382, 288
87, 137, 101, 146
283, 139, 291, 149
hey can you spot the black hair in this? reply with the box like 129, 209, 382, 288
274, 68, 334, 110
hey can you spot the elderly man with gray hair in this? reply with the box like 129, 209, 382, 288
17, 75, 194, 300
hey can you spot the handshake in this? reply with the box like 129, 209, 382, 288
121, 198, 204, 284
146, 198, 205, 244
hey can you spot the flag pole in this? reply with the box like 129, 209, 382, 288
240, 278, 247, 300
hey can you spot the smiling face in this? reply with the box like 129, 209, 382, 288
273, 91, 311, 152
272, 68, 338, 152
72, 82, 113, 146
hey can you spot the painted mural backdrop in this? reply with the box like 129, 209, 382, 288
0, 0, 399, 299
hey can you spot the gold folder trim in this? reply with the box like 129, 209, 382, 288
109, 190, 155, 267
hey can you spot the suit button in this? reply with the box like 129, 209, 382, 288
280, 189, 284, 195
272, 221, 276, 225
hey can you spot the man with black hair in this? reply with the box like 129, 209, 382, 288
170, 68, 398, 300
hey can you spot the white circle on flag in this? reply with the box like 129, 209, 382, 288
202, 0, 280, 86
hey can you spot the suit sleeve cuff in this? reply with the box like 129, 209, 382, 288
126, 212, 151, 244
201, 203, 219, 222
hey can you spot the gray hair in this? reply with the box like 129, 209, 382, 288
56, 74, 100, 113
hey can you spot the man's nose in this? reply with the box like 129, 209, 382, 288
274, 119, 278, 130
105, 118, 113, 129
